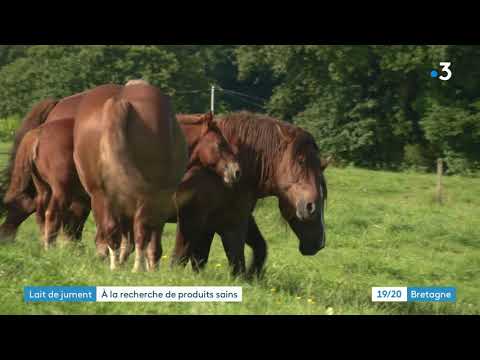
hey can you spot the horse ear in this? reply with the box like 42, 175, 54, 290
320, 156, 333, 170
204, 111, 214, 128
201, 111, 214, 135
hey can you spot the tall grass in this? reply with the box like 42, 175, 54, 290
0, 151, 479, 315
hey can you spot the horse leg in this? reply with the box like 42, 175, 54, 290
245, 215, 268, 279
35, 195, 47, 244
190, 231, 215, 273
170, 217, 192, 269
145, 226, 163, 272
171, 201, 212, 272
103, 218, 122, 271
32, 176, 49, 247
43, 189, 67, 250
132, 205, 154, 273
95, 232, 109, 260
119, 222, 134, 265
90, 192, 114, 262
102, 206, 122, 271
64, 199, 90, 243
219, 220, 248, 277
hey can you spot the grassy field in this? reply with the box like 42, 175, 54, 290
0, 141, 479, 315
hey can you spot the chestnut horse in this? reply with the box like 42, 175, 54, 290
72, 83, 241, 272
72, 83, 188, 271
4, 117, 90, 249
0, 93, 89, 242
171, 112, 329, 277
0, 99, 59, 241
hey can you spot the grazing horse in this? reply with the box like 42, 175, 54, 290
0, 92, 91, 242
171, 112, 330, 277
4, 118, 90, 249
0, 99, 59, 242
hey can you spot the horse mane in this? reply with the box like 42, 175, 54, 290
289, 127, 327, 202
0, 98, 58, 216
215, 111, 292, 187
216, 111, 325, 196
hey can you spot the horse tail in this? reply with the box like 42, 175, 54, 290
3, 129, 40, 205
99, 97, 144, 190
0, 98, 58, 217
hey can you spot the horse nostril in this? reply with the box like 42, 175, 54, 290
306, 202, 316, 215
234, 169, 241, 180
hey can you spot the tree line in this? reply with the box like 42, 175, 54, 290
0, 45, 479, 174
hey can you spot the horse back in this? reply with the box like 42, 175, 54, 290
74, 83, 187, 218
35, 118, 76, 181
117, 84, 187, 187
45, 91, 85, 123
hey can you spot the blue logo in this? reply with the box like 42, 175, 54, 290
430, 70, 439, 78
407, 287, 456, 302
24, 286, 97, 302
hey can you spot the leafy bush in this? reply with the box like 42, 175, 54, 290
402, 143, 437, 172
444, 149, 480, 176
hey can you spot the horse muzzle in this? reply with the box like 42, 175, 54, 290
224, 162, 241, 186
299, 242, 324, 256
298, 228, 325, 256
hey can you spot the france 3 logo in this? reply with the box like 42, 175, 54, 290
431, 62, 452, 81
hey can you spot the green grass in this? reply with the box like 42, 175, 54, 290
0, 116, 21, 142
0, 142, 479, 315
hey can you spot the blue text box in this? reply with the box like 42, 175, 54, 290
407, 287, 456, 302
24, 286, 97, 302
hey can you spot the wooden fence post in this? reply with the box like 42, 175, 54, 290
211, 85, 215, 115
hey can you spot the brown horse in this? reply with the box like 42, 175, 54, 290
73, 83, 186, 271
0, 99, 60, 242
4, 118, 90, 249
73, 83, 241, 272
171, 112, 330, 277
0, 91, 92, 242
176, 114, 240, 185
